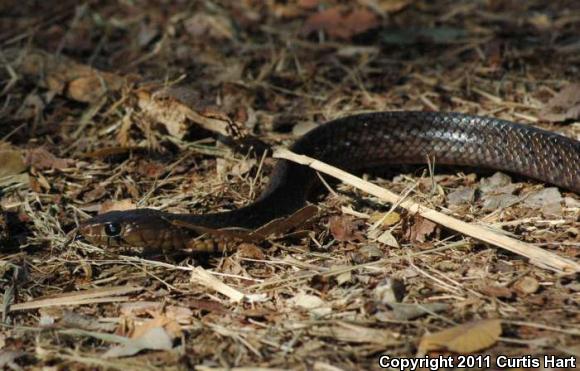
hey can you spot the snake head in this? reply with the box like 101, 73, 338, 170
78, 209, 187, 250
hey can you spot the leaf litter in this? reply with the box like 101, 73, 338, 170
0, 0, 578, 369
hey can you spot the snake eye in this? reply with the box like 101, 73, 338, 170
104, 222, 122, 237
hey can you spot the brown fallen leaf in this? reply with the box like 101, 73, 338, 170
375, 0, 412, 13
329, 215, 364, 241
447, 187, 476, 208
373, 277, 405, 304
136, 88, 245, 140
5, 48, 127, 103
539, 83, 580, 122
235, 243, 265, 260
302, 6, 380, 40
369, 211, 401, 226
351, 244, 384, 264
479, 172, 513, 192
119, 301, 163, 316
104, 315, 182, 358
82, 186, 107, 203
82, 146, 139, 159
309, 322, 399, 345
136, 89, 190, 139
375, 230, 400, 248
417, 319, 502, 355
99, 199, 137, 214
38, 308, 116, 332
0, 148, 26, 177
184, 13, 235, 40
130, 315, 182, 339
25, 148, 73, 170
480, 285, 514, 299
513, 276, 540, 295
479, 173, 521, 211
298, 0, 319, 10
136, 160, 166, 179
406, 215, 437, 243
251, 205, 319, 239
523, 187, 563, 217
376, 302, 449, 321
103, 326, 174, 358
289, 292, 328, 311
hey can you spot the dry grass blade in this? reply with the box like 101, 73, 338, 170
274, 148, 580, 274
2, 286, 142, 313
190, 266, 246, 302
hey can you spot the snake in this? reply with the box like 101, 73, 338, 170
78, 111, 580, 252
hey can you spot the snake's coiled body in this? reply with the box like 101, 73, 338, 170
79, 112, 580, 250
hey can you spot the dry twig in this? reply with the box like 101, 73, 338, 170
274, 148, 580, 274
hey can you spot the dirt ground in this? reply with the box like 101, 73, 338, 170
0, 0, 579, 369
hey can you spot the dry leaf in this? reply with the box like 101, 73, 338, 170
528, 13, 551, 30
6, 48, 125, 103
302, 6, 379, 40
480, 285, 514, 299
407, 216, 437, 243
376, 302, 449, 321
103, 326, 174, 358
374, 278, 405, 304
184, 13, 234, 40
375, 0, 412, 13
136, 160, 167, 179
298, 0, 319, 9
292, 120, 318, 136
235, 243, 265, 260
539, 83, 580, 122
137, 89, 189, 138
376, 230, 399, 247
39, 308, 117, 332
329, 215, 363, 241
447, 187, 475, 208
479, 173, 521, 211
336, 270, 352, 285
119, 301, 163, 316
523, 187, 563, 217
16, 93, 45, 120
25, 148, 73, 170
165, 306, 195, 325
104, 315, 182, 358
290, 292, 326, 310
290, 292, 331, 316
0, 149, 25, 177
418, 319, 502, 355
479, 172, 513, 192
68, 76, 110, 103
137, 88, 237, 139
99, 199, 137, 214
130, 315, 181, 339
251, 205, 319, 239
352, 244, 383, 263
513, 276, 539, 295
309, 322, 399, 345
369, 211, 401, 226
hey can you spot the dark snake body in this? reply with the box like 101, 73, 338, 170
79, 112, 580, 251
